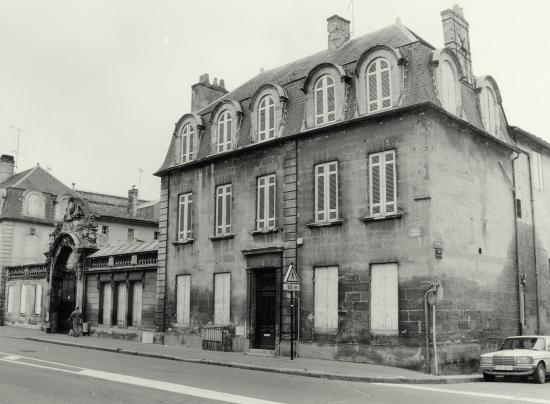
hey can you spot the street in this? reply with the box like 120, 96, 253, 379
0, 336, 549, 403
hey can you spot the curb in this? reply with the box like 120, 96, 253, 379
2, 334, 482, 384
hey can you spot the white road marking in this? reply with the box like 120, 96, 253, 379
0, 351, 286, 404
375, 383, 550, 404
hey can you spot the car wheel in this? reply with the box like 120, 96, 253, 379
483, 372, 495, 382
533, 362, 546, 384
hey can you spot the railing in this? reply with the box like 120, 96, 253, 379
137, 252, 157, 266
6, 264, 48, 280
89, 257, 109, 269
113, 255, 132, 267
202, 325, 234, 352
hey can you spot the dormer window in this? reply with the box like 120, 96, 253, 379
440, 61, 457, 114
367, 58, 391, 113
217, 110, 232, 153
22, 190, 45, 218
432, 48, 463, 117
480, 87, 499, 137
314, 75, 336, 126
180, 123, 195, 163
258, 95, 275, 141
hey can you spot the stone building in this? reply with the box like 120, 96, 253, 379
154, 5, 550, 372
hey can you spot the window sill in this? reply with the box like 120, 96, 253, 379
250, 228, 280, 235
172, 238, 194, 245
306, 219, 343, 228
361, 212, 403, 223
209, 234, 235, 241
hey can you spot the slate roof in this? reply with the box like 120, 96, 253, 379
88, 240, 158, 258
0, 165, 75, 195
88, 202, 158, 224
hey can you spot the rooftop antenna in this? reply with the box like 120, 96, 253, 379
9, 124, 29, 173
347, 0, 355, 37
138, 168, 144, 197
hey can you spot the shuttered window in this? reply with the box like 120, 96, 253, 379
314, 266, 338, 332
34, 284, 42, 315
217, 111, 232, 153
176, 275, 191, 325
369, 150, 397, 217
214, 273, 230, 325
366, 58, 392, 113
102, 283, 112, 325
314, 75, 336, 126
215, 184, 232, 236
314, 161, 338, 223
370, 263, 398, 335
19, 285, 27, 314
178, 193, 192, 241
180, 123, 195, 163
7, 286, 14, 313
258, 96, 276, 141
257, 174, 276, 230
131, 281, 143, 326
440, 61, 457, 114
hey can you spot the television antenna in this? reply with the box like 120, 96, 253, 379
9, 124, 29, 173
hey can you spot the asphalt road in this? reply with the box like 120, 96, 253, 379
0, 336, 549, 404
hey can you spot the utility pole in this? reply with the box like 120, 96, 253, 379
9, 125, 29, 173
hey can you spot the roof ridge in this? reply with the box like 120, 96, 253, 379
11, 165, 39, 188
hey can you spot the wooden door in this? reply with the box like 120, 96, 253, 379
132, 282, 143, 326
255, 271, 276, 349
116, 283, 127, 327
370, 263, 398, 335
57, 274, 76, 333
102, 283, 112, 325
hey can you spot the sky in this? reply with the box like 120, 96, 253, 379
1, 0, 548, 200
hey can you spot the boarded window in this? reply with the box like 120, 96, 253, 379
369, 150, 397, 217
215, 184, 232, 236
314, 266, 338, 332
117, 283, 127, 327
178, 193, 193, 241
480, 87, 500, 137
34, 284, 42, 315
257, 174, 276, 230
131, 281, 142, 326
176, 275, 191, 325
19, 285, 27, 314
370, 263, 398, 335
102, 283, 112, 325
314, 161, 338, 222
7, 286, 14, 313
214, 273, 230, 325
440, 60, 457, 114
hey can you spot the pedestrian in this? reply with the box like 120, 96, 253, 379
68, 306, 82, 337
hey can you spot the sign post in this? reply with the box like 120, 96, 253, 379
283, 264, 300, 360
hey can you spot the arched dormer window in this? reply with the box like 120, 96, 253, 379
355, 46, 404, 116
314, 75, 336, 125
249, 84, 288, 143
22, 190, 45, 218
174, 113, 202, 165
55, 194, 70, 221
432, 48, 463, 116
476, 76, 504, 139
302, 63, 348, 130
210, 100, 242, 154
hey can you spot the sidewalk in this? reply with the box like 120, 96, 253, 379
0, 326, 481, 384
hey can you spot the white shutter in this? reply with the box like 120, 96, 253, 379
176, 275, 191, 325
7, 286, 14, 313
117, 283, 127, 326
34, 284, 42, 315
315, 164, 325, 222
370, 263, 398, 335
257, 176, 266, 230
178, 193, 192, 241
214, 273, 230, 325
132, 282, 142, 326
19, 285, 27, 314
103, 283, 112, 325
314, 266, 338, 332
384, 151, 397, 214
369, 153, 383, 216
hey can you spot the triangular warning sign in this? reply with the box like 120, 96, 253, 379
283, 264, 299, 283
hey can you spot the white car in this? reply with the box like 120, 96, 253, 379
480, 336, 550, 383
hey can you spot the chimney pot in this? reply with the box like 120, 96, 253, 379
327, 15, 350, 51
191, 73, 228, 112
220, 79, 225, 89
0, 154, 15, 183
128, 187, 139, 216
213, 77, 218, 86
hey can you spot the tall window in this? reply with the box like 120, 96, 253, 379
370, 263, 398, 335
7, 286, 14, 313
102, 283, 112, 325
258, 96, 275, 141
314, 161, 338, 223
366, 58, 391, 113
176, 275, 191, 325
19, 285, 27, 314
440, 61, 457, 114
127, 228, 134, 240
314, 75, 336, 126
369, 150, 397, 217
480, 87, 499, 137
215, 184, 232, 236
180, 123, 195, 163
34, 284, 42, 315
217, 111, 232, 153
116, 282, 127, 327
102, 225, 109, 235
178, 193, 192, 241
314, 266, 338, 332
257, 174, 276, 231
214, 273, 230, 325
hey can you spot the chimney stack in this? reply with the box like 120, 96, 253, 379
441, 4, 473, 84
191, 73, 228, 113
0, 154, 15, 184
127, 186, 139, 216
327, 15, 350, 51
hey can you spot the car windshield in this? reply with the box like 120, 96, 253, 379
499, 337, 545, 350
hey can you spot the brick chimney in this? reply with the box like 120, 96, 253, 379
0, 155, 15, 184
191, 73, 228, 113
127, 186, 138, 216
441, 5, 473, 84
327, 15, 350, 51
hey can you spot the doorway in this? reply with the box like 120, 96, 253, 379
54, 273, 76, 333
255, 271, 276, 349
